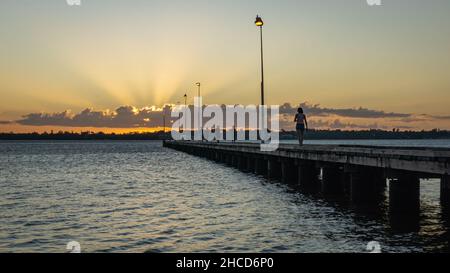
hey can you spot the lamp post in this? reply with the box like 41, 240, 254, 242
255, 15, 265, 141
255, 15, 264, 106
196, 82, 201, 98
195, 82, 202, 141
184, 93, 187, 135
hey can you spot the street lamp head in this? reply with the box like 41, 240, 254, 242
196, 82, 201, 87
255, 15, 264, 27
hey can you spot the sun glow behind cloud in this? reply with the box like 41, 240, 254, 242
1, 102, 449, 134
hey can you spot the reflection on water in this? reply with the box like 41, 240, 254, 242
0, 140, 449, 253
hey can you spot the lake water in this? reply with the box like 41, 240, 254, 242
0, 140, 449, 253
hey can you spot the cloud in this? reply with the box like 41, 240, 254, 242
7, 102, 449, 130
280, 102, 411, 118
429, 115, 450, 120
396, 114, 450, 123
308, 119, 390, 130
278, 117, 392, 130
16, 106, 173, 128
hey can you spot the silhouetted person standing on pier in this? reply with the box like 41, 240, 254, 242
294, 108, 308, 145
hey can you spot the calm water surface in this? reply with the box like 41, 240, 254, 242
1, 140, 449, 253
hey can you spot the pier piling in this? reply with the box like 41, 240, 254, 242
268, 159, 281, 180
321, 165, 345, 195
389, 174, 420, 215
255, 158, 267, 177
441, 175, 450, 204
281, 160, 297, 184
298, 161, 319, 191
349, 168, 385, 204
247, 157, 255, 173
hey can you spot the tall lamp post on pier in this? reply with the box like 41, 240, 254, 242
196, 82, 202, 141
196, 82, 201, 98
255, 15, 265, 140
184, 93, 188, 136
255, 15, 265, 107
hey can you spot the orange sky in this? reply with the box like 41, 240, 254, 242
1, 0, 449, 132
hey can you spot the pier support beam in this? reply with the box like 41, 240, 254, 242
349, 168, 385, 204
389, 174, 420, 214
214, 152, 220, 162
441, 175, 450, 205
389, 174, 420, 231
226, 154, 232, 166
220, 153, 226, 164
298, 161, 319, 191
221, 153, 226, 164
255, 158, 267, 177
246, 157, 255, 173
321, 165, 345, 195
232, 155, 238, 168
237, 156, 247, 171
281, 160, 297, 184
268, 159, 281, 180
442, 175, 450, 221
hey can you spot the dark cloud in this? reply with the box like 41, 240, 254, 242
396, 114, 450, 123
429, 115, 450, 120
9, 102, 446, 130
309, 119, 389, 130
280, 102, 411, 119
279, 118, 391, 130
17, 106, 174, 128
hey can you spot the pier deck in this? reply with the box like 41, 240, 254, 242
164, 141, 449, 176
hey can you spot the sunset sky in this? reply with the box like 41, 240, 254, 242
1, 0, 450, 132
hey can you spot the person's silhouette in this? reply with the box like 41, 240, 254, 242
294, 108, 308, 146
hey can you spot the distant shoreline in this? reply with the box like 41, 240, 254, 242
1, 129, 449, 141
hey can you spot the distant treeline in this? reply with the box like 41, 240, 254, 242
0, 129, 449, 140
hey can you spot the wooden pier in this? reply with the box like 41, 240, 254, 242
163, 141, 450, 221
